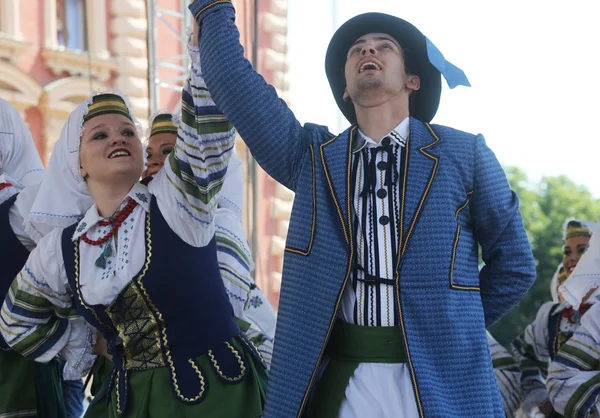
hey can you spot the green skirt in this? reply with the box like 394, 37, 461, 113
0, 349, 65, 418
85, 338, 267, 418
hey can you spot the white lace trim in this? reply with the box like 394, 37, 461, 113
186, 24, 201, 68
62, 323, 97, 380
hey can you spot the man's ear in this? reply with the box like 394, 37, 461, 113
406, 75, 421, 92
343, 89, 351, 102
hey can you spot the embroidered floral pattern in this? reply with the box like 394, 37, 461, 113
135, 193, 149, 203
249, 295, 263, 309
76, 222, 87, 233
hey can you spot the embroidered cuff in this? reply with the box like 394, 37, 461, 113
62, 322, 97, 380
186, 26, 202, 70
189, 0, 234, 23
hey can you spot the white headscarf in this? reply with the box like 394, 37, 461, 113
559, 218, 600, 309
25, 90, 139, 243
0, 99, 44, 221
0, 98, 44, 189
562, 217, 595, 241
550, 264, 563, 303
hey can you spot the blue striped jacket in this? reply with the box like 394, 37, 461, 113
190, 2, 536, 416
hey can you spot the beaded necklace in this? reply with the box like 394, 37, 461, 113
561, 303, 593, 324
81, 198, 138, 269
0, 182, 13, 191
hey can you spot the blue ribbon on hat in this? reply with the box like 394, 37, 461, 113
426, 38, 471, 89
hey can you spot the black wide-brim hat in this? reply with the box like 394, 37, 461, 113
325, 13, 441, 124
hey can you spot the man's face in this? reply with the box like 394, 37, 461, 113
343, 33, 418, 105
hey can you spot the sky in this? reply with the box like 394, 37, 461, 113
286, 0, 600, 197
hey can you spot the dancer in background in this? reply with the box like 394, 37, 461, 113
547, 219, 600, 417
513, 219, 596, 417
488, 332, 521, 418
0, 98, 66, 417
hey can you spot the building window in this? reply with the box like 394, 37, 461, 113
57, 0, 87, 51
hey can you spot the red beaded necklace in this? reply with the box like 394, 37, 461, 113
562, 303, 593, 324
81, 198, 138, 246
0, 182, 13, 191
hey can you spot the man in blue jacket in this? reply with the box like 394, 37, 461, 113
189, 3, 535, 417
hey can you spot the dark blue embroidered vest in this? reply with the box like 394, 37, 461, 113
62, 196, 250, 415
0, 195, 30, 349
548, 304, 573, 361
546, 306, 567, 418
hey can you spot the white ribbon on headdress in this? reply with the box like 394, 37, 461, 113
25, 90, 138, 243
0, 98, 44, 189
559, 217, 600, 309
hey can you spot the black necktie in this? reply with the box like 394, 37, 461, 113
361, 136, 399, 197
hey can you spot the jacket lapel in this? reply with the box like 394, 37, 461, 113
319, 126, 357, 249
398, 118, 441, 264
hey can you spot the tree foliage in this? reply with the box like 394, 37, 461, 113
488, 167, 600, 347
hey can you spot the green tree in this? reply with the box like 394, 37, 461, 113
489, 168, 600, 347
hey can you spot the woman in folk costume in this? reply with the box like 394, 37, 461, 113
487, 331, 522, 418
546, 219, 600, 417
0, 98, 66, 417
143, 23, 277, 356
1, 52, 267, 418
513, 219, 597, 417
143, 107, 276, 359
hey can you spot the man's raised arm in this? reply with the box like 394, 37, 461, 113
189, 0, 313, 191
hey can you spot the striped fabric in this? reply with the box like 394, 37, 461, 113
512, 301, 582, 415
150, 113, 178, 137
164, 62, 235, 222
214, 218, 274, 366
564, 219, 593, 240
548, 302, 600, 417
487, 332, 521, 418
2, 269, 78, 361
82, 93, 132, 123
512, 301, 555, 413
347, 131, 406, 327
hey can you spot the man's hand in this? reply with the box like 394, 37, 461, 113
192, 19, 199, 47
538, 401, 553, 417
